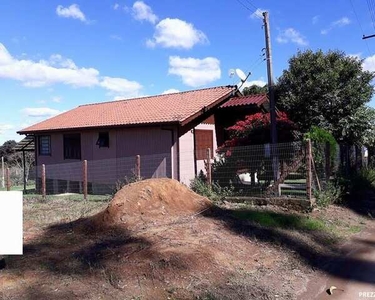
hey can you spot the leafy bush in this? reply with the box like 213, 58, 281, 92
190, 177, 236, 201
314, 181, 342, 207
349, 167, 375, 192
112, 172, 142, 196
304, 126, 338, 174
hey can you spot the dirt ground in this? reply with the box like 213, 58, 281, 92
0, 179, 372, 300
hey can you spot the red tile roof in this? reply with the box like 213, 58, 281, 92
19, 86, 236, 134
220, 94, 268, 108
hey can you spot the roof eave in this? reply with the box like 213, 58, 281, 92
17, 120, 180, 135
180, 88, 237, 127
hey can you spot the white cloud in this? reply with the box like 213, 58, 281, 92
52, 96, 62, 103
250, 8, 265, 20
132, 1, 158, 24
0, 124, 17, 144
312, 15, 319, 24
276, 28, 308, 46
147, 18, 208, 49
162, 88, 180, 94
49, 54, 78, 69
0, 43, 143, 97
321, 17, 351, 35
348, 53, 362, 60
100, 77, 143, 96
240, 79, 267, 91
110, 34, 123, 41
113, 3, 120, 10
0, 44, 99, 87
22, 107, 61, 118
0, 124, 14, 134
56, 4, 87, 23
168, 56, 221, 87
363, 55, 375, 72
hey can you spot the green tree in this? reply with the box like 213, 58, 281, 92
242, 84, 268, 96
277, 49, 375, 144
0, 140, 17, 163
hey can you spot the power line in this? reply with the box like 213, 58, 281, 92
233, 0, 262, 20
367, 0, 375, 30
243, 0, 259, 11
233, 0, 252, 11
349, 0, 372, 54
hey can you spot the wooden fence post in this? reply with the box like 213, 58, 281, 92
83, 160, 88, 201
6, 167, 10, 191
325, 142, 331, 180
41, 164, 46, 199
135, 155, 141, 180
206, 148, 212, 185
306, 139, 312, 201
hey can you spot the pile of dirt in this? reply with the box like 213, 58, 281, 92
93, 178, 212, 228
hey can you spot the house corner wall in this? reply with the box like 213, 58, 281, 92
178, 122, 217, 186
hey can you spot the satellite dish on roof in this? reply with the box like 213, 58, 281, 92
235, 68, 248, 82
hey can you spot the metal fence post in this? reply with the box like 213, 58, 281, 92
206, 148, 212, 185
6, 167, 10, 191
135, 155, 141, 180
306, 139, 312, 201
83, 160, 88, 200
42, 164, 46, 199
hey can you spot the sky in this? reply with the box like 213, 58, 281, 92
1, 0, 375, 143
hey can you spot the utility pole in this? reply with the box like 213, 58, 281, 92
1, 156, 4, 189
263, 11, 278, 181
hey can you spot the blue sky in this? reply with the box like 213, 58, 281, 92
1, 0, 375, 143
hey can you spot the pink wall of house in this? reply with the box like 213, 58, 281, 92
178, 123, 217, 186
36, 126, 177, 193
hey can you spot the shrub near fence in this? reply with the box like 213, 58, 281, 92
211, 141, 309, 198
210, 140, 354, 202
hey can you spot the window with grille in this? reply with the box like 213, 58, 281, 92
63, 134, 81, 160
38, 135, 51, 156
96, 132, 109, 148
195, 130, 213, 160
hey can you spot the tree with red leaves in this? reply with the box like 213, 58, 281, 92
219, 112, 298, 152
213, 112, 299, 189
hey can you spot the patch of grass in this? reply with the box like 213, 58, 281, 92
348, 225, 362, 234
233, 210, 327, 231
23, 196, 108, 227
24, 193, 110, 202
0, 185, 35, 192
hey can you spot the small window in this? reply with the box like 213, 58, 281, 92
38, 135, 51, 156
96, 132, 109, 148
64, 134, 81, 160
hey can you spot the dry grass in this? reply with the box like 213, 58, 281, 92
0, 183, 372, 300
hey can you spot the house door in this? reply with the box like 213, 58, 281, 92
194, 129, 214, 176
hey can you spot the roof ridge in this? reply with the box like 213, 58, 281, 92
79, 85, 236, 107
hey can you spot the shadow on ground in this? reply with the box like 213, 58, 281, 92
203, 206, 375, 285
2, 204, 375, 299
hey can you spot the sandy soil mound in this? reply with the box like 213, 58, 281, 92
94, 178, 212, 228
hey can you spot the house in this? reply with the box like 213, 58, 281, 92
18, 86, 245, 194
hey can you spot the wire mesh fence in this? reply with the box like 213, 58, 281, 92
30, 152, 172, 196
3, 140, 368, 202
208, 141, 309, 198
